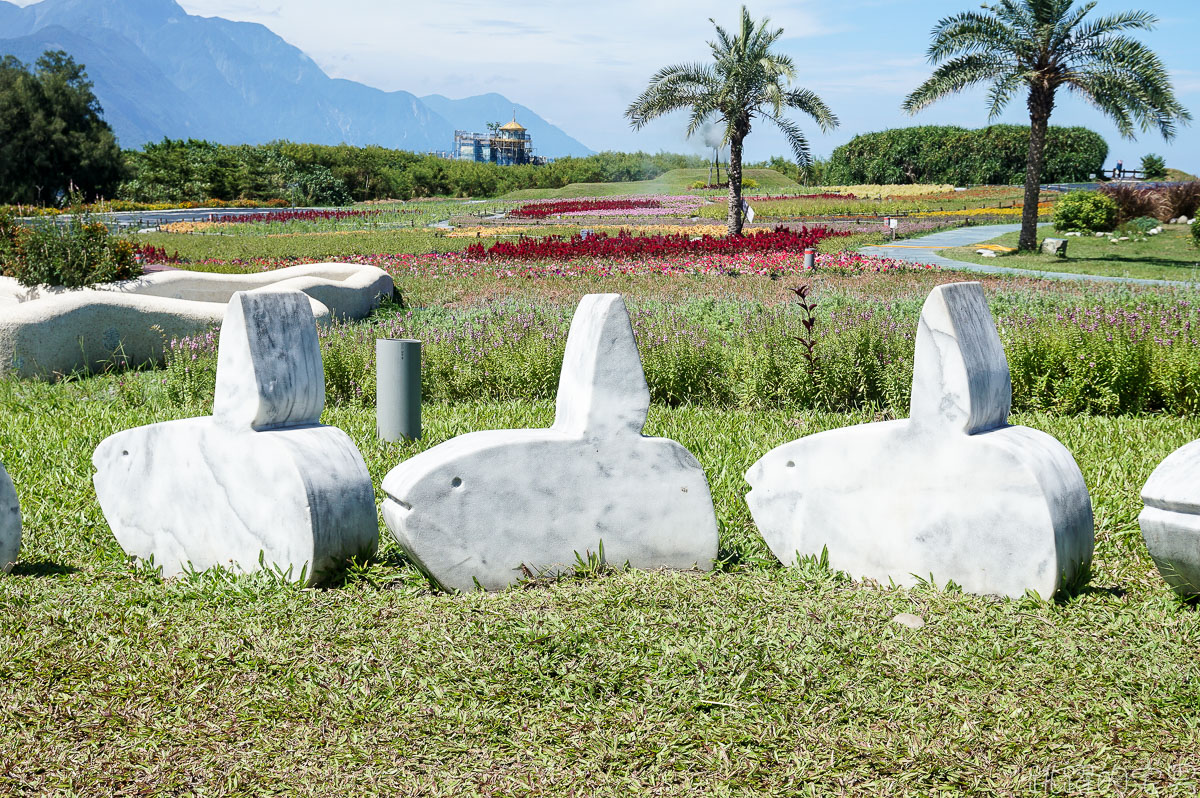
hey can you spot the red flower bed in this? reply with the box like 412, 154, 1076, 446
208, 209, 382, 224
462, 225, 847, 260
133, 243, 183, 264
510, 198, 664, 219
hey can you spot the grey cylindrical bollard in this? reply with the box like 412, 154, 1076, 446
376, 338, 421, 441
803, 248, 815, 270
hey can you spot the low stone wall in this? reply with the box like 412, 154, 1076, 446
0, 263, 393, 380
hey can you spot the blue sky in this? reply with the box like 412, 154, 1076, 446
16, 0, 1198, 172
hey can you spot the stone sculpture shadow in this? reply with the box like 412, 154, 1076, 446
92, 289, 378, 585
381, 293, 719, 592
1140, 440, 1200, 601
746, 281, 1094, 599
0, 460, 19, 573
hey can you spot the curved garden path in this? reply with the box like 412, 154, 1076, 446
860, 223, 1197, 287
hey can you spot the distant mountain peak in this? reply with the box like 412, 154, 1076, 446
0, 0, 593, 155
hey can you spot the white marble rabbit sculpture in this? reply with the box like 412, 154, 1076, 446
382, 293, 718, 591
93, 290, 377, 584
745, 281, 1094, 599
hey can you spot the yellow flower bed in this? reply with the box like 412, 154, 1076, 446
158, 221, 220, 233
801, 184, 956, 198
912, 202, 1053, 218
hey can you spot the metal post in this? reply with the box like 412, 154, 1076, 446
803, 248, 816, 270
376, 338, 421, 441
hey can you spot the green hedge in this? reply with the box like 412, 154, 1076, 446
825, 125, 1107, 186
119, 141, 708, 205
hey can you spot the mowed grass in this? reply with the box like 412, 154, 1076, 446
501, 168, 802, 200
2, 371, 1200, 795
945, 225, 1200, 282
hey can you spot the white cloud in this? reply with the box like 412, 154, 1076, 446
170, 0, 837, 149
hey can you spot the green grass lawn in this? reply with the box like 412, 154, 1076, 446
3, 368, 1200, 794
944, 224, 1200, 282
501, 168, 802, 200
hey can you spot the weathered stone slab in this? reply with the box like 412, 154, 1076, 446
92, 290, 377, 584
745, 282, 1094, 599
1041, 238, 1068, 257
0, 462, 19, 572
1140, 440, 1200, 599
381, 293, 718, 591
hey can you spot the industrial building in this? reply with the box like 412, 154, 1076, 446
453, 117, 543, 166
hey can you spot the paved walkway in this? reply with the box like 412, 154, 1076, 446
861, 223, 1196, 287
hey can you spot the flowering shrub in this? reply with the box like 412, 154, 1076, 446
462, 226, 847, 260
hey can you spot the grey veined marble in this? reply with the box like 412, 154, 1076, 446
1140, 440, 1200, 599
0, 460, 19, 572
746, 282, 1094, 599
92, 290, 377, 584
382, 293, 718, 592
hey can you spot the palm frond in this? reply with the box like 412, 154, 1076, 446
927, 11, 1017, 62
783, 88, 838, 132
764, 112, 812, 167
903, 54, 1007, 114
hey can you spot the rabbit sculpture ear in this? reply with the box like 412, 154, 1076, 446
552, 294, 650, 438
910, 282, 1011, 435
214, 291, 325, 431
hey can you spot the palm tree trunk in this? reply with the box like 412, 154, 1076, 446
727, 133, 745, 237
1019, 87, 1054, 252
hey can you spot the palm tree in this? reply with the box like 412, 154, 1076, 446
625, 6, 838, 236
903, 1, 1190, 251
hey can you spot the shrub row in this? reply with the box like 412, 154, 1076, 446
120, 140, 708, 205
826, 125, 1107, 186
161, 297, 1200, 417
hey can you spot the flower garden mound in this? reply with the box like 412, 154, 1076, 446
0, 263, 393, 380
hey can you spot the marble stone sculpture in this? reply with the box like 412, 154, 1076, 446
0, 460, 19, 572
1, 263, 392, 380
1140, 441, 1200, 598
93, 290, 377, 584
382, 293, 718, 591
745, 281, 1094, 599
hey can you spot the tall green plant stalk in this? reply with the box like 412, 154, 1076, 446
903, 0, 1190, 252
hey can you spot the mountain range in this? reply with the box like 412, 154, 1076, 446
0, 0, 593, 157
